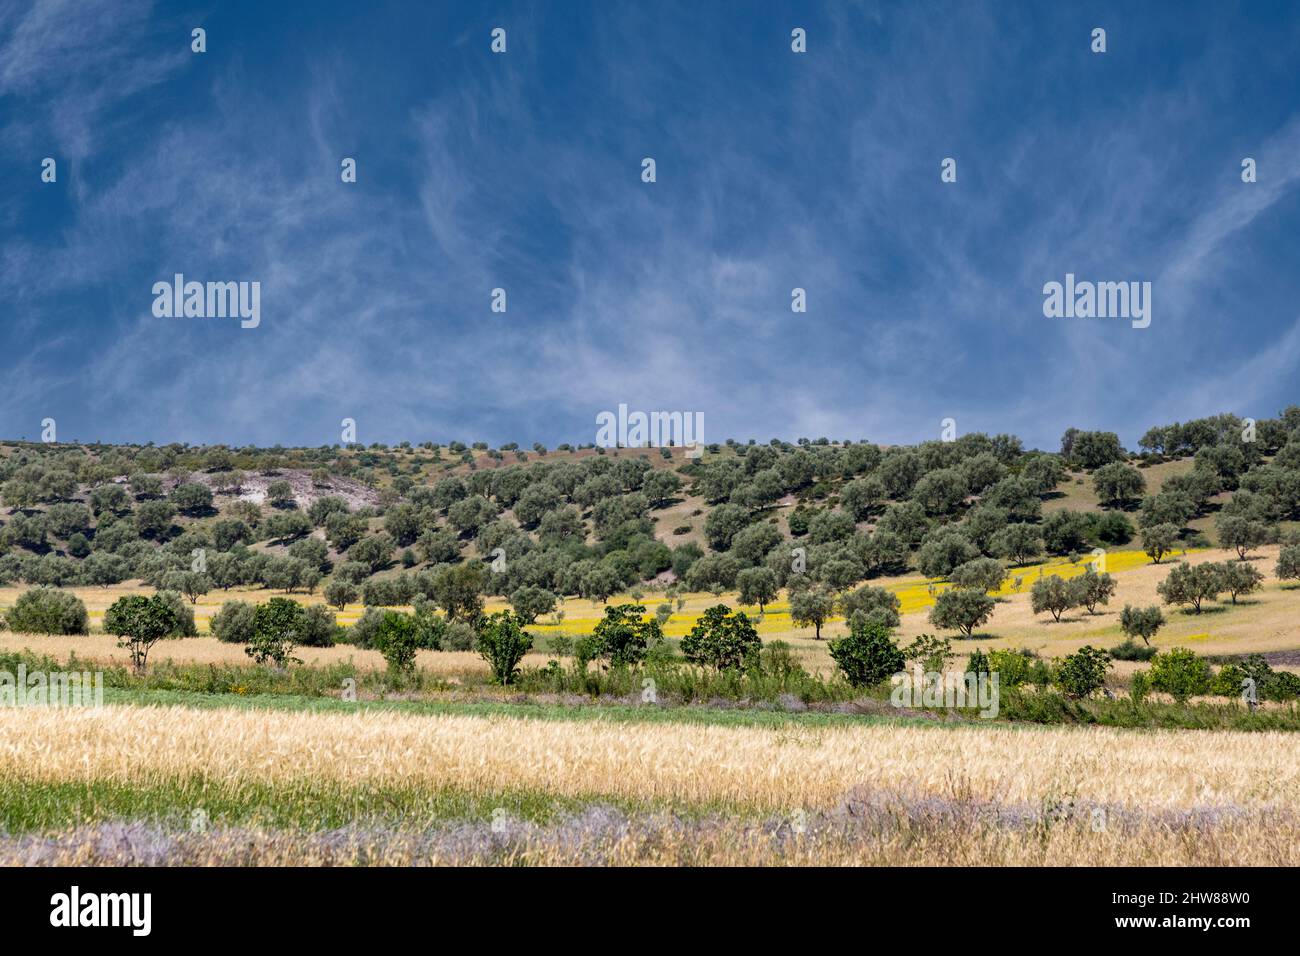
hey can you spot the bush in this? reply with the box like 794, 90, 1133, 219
343, 607, 386, 648
1129, 671, 1150, 705
1054, 645, 1111, 699
374, 610, 421, 680
827, 617, 905, 688
210, 600, 256, 643
1149, 647, 1211, 703
441, 620, 477, 652
300, 604, 339, 647
476, 610, 533, 685
156, 589, 198, 637
3, 587, 88, 635
681, 604, 761, 671
986, 648, 1045, 686
1109, 638, 1157, 662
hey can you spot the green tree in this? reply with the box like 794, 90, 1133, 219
789, 583, 836, 640
431, 561, 486, 622
928, 587, 996, 638
247, 597, 306, 667
827, 616, 905, 688
1216, 514, 1268, 561
736, 566, 778, 612
104, 593, 183, 673
1157, 562, 1222, 613
1069, 568, 1116, 614
1054, 645, 1111, 699
1092, 462, 1145, 507
374, 610, 421, 681
476, 610, 533, 685
590, 603, 661, 666
681, 604, 761, 670
1140, 523, 1179, 564
1030, 575, 1076, 622
1119, 604, 1164, 645
1217, 560, 1263, 604
509, 586, 558, 624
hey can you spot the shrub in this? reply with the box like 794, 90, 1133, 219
1109, 638, 1157, 662
476, 610, 533, 685
345, 607, 386, 648
681, 604, 761, 671
3, 587, 88, 635
210, 600, 256, 643
903, 634, 953, 672
827, 616, 905, 688
1149, 647, 1211, 703
441, 620, 477, 652
986, 648, 1043, 686
300, 603, 339, 647
374, 610, 421, 680
103, 594, 183, 673
1129, 671, 1150, 705
1054, 645, 1111, 699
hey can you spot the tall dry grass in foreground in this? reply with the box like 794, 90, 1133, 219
2, 705, 1297, 812
6, 803, 1298, 866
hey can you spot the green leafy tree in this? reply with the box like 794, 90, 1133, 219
1054, 645, 1111, 699
247, 597, 306, 668
1069, 568, 1116, 614
948, 557, 1006, 594
104, 594, 183, 673
509, 586, 558, 624
431, 561, 486, 622
681, 604, 761, 670
476, 610, 533, 685
1276, 544, 1300, 584
1030, 575, 1076, 622
1119, 604, 1164, 645
789, 583, 836, 640
374, 610, 421, 681
590, 603, 661, 666
828, 616, 905, 688
736, 566, 778, 613
1140, 523, 1180, 564
1092, 462, 1145, 507
1216, 514, 1268, 561
1217, 560, 1263, 604
991, 523, 1042, 566
928, 587, 996, 638
1157, 562, 1222, 614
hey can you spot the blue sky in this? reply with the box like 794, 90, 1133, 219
2, 0, 1298, 451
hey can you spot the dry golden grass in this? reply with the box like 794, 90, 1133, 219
3, 704, 1296, 813
7, 812, 1297, 866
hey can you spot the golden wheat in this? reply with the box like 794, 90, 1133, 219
2, 704, 1296, 812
